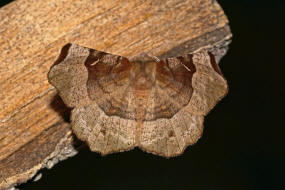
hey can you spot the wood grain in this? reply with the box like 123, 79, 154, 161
0, 0, 232, 189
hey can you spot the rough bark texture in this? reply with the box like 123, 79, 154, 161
0, 0, 232, 189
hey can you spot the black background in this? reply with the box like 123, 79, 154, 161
1, 0, 284, 189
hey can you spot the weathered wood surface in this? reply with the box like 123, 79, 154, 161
0, 0, 232, 189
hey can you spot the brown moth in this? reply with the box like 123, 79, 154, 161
48, 43, 228, 157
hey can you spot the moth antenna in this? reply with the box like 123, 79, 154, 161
131, 52, 160, 62
145, 53, 160, 62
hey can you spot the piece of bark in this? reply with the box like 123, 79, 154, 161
0, 0, 232, 189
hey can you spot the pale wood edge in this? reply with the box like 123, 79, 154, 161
0, 123, 79, 190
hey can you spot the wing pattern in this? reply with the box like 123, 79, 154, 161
48, 43, 228, 157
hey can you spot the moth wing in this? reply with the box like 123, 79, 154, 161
139, 108, 204, 157
71, 104, 136, 155
146, 57, 194, 120
139, 51, 227, 156
84, 48, 137, 119
48, 43, 92, 107
48, 44, 136, 154
185, 51, 228, 115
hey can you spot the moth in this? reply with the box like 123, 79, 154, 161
48, 43, 228, 157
